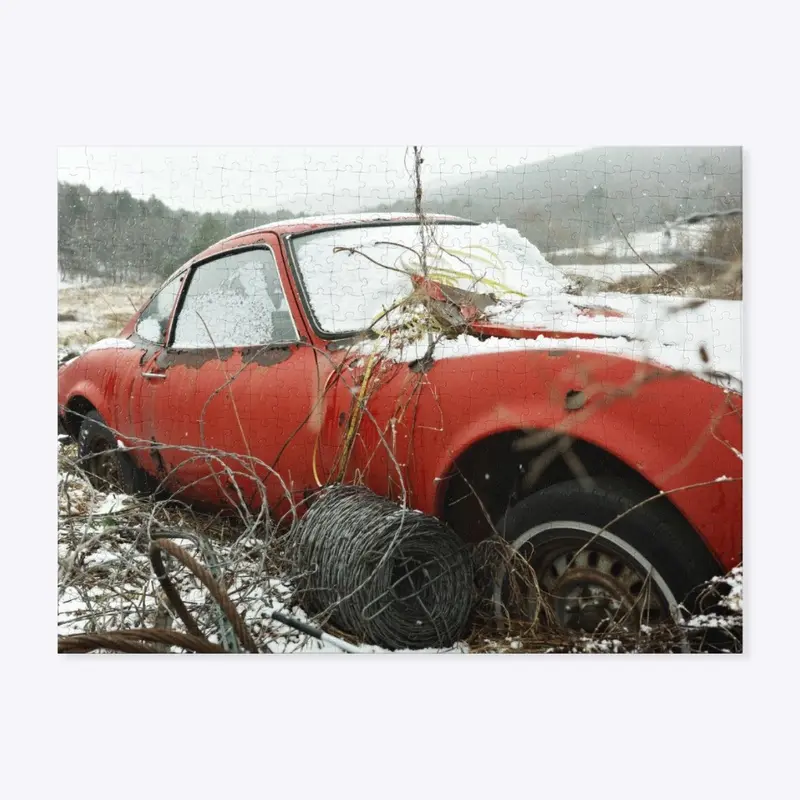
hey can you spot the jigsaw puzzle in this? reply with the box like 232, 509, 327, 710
56, 146, 743, 654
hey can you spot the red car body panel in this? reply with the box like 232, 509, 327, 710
316, 350, 742, 569
58, 218, 743, 570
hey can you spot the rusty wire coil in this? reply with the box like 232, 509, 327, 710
287, 484, 474, 650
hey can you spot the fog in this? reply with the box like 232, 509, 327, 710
57, 146, 585, 214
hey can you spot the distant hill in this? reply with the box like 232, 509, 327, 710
369, 146, 742, 252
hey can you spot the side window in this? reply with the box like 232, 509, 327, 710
135, 273, 183, 344
171, 249, 297, 349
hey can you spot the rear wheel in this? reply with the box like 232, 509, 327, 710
494, 478, 721, 634
77, 410, 153, 495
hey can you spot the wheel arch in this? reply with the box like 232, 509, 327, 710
435, 426, 727, 571
415, 349, 741, 569
62, 393, 99, 441
61, 379, 118, 443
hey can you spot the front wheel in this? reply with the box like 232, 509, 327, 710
494, 478, 721, 634
77, 410, 153, 495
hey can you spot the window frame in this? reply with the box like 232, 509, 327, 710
134, 268, 188, 346
166, 244, 300, 352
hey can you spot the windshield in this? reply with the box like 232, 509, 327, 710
290, 222, 571, 335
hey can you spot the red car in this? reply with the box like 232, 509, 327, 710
58, 213, 742, 632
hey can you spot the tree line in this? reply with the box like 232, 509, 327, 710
58, 182, 299, 285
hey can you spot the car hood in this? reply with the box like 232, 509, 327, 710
361, 288, 743, 392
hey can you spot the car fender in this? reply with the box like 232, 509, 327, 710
425, 350, 742, 567
58, 351, 135, 441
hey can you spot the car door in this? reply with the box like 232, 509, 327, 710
130, 239, 320, 514
116, 268, 187, 464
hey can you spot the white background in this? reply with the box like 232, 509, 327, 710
1, 0, 793, 797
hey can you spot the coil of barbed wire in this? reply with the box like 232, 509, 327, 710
287, 484, 474, 650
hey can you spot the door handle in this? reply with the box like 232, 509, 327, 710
142, 371, 167, 380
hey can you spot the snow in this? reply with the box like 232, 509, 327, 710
136, 318, 162, 342
284, 217, 741, 387
172, 251, 283, 348
551, 225, 710, 261
355, 292, 742, 388
94, 493, 131, 514
561, 261, 676, 284
375, 331, 739, 388
574, 638, 624, 653
708, 565, 743, 614
292, 221, 571, 334
85, 337, 135, 351
288, 219, 740, 388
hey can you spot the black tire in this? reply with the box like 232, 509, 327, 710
496, 478, 722, 633
77, 410, 153, 496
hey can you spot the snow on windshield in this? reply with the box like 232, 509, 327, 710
291, 222, 573, 334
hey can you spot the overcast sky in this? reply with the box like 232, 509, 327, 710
57, 146, 586, 214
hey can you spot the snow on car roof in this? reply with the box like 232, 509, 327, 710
223, 212, 472, 241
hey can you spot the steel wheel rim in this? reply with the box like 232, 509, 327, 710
493, 520, 681, 633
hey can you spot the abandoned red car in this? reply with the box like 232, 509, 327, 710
58, 213, 743, 631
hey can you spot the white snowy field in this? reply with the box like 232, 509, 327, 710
550, 225, 709, 262
56, 456, 742, 654
561, 261, 677, 285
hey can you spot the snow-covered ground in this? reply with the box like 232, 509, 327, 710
550, 224, 709, 262
56, 456, 741, 654
561, 261, 676, 285
56, 456, 468, 653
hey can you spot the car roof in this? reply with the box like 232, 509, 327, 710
222, 212, 475, 242
170, 212, 478, 282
